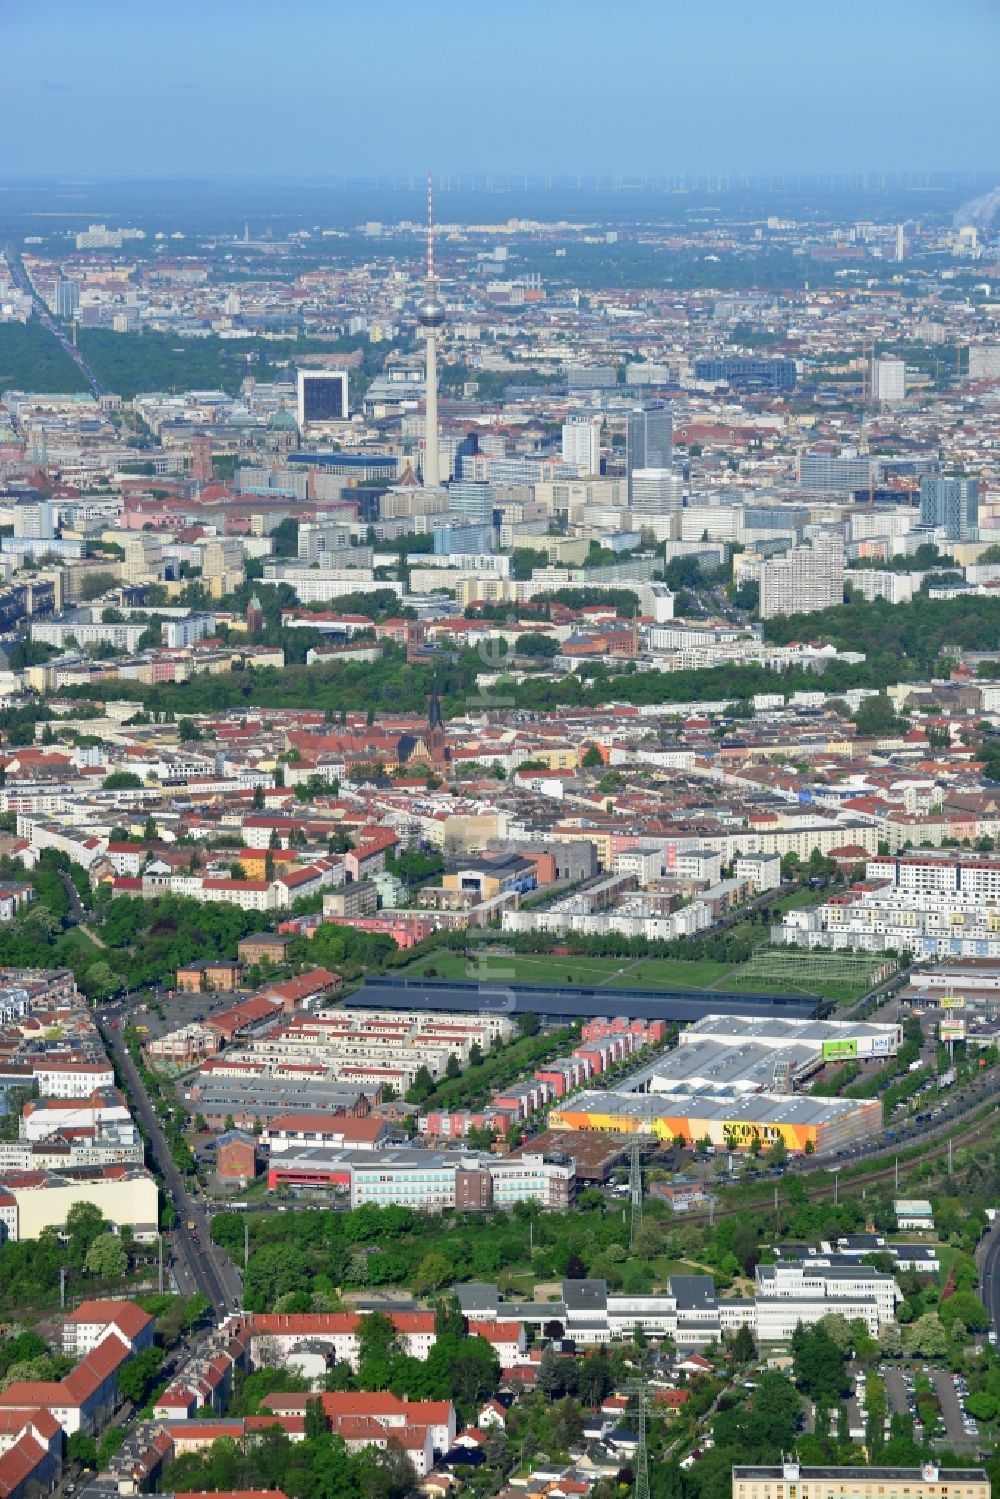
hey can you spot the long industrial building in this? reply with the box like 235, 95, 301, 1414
677, 1015, 901, 1059
548, 1089, 880, 1155
547, 1011, 895, 1154
347, 976, 824, 1022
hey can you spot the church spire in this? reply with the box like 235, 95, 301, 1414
428, 676, 443, 730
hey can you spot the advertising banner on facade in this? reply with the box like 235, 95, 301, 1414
822, 1038, 858, 1061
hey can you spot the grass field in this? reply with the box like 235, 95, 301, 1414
397, 941, 882, 1004
397, 948, 733, 990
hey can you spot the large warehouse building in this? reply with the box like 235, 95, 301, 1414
676, 1015, 901, 1060
548, 1089, 880, 1155
547, 1012, 895, 1155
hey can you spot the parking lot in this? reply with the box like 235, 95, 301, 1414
932, 1368, 979, 1446
883, 1367, 911, 1420
880, 1365, 980, 1449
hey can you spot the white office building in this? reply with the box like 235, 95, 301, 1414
754, 1260, 901, 1340
629, 468, 682, 520
872, 356, 906, 404
969, 345, 1000, 380
561, 419, 601, 476
12, 500, 54, 540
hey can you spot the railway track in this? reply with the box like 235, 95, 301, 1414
676, 1106, 997, 1227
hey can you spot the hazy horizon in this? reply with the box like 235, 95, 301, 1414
5, 0, 999, 179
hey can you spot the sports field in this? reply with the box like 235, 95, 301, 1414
397, 943, 884, 1004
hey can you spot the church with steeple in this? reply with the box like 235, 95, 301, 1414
396, 680, 449, 769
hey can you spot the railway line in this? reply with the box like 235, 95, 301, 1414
676, 1104, 997, 1228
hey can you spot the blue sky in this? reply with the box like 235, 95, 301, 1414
4, 0, 999, 177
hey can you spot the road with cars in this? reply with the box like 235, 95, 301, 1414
103, 1016, 243, 1318
4, 245, 108, 398
977, 1216, 1000, 1345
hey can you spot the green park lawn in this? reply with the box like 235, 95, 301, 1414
397, 947, 732, 990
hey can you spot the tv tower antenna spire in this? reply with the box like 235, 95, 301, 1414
427, 170, 435, 283
416, 171, 445, 488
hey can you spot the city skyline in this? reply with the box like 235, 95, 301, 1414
4, 0, 1000, 179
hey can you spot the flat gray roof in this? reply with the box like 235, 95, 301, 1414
556, 1089, 874, 1125
681, 1015, 898, 1044
625, 1039, 819, 1094
348, 977, 822, 1022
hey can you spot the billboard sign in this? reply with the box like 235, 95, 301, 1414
822, 1038, 858, 1061
940, 1019, 966, 1042
940, 995, 966, 1010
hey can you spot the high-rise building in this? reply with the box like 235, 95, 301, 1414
297, 522, 353, 563
12, 500, 54, 540
433, 522, 494, 555
567, 366, 617, 390
201, 538, 245, 596
561, 419, 601, 475
627, 404, 672, 504
627, 404, 673, 470
629, 468, 682, 519
750, 534, 844, 619
190, 435, 214, 486
296, 370, 348, 428
447, 482, 493, 524
919, 476, 979, 540
416, 174, 446, 488
872, 356, 906, 404
969, 345, 1000, 380
54, 280, 79, 320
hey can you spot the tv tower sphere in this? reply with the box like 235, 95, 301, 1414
416, 294, 445, 328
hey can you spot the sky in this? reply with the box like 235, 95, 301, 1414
3, 0, 999, 179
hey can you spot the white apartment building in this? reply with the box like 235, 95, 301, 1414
867, 851, 1000, 902
774, 884, 1000, 958
31, 618, 147, 652
297, 523, 356, 563
161, 613, 216, 649
749, 535, 845, 619
31, 1059, 116, 1098
872, 356, 906, 404
12, 500, 54, 539
561, 419, 601, 475
845, 569, 920, 605
969, 345, 1000, 379
681, 505, 740, 542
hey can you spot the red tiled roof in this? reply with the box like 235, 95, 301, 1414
0, 1433, 47, 1498
64, 1299, 152, 1338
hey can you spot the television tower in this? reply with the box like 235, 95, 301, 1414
416, 171, 445, 487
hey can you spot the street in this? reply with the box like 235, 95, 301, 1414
977, 1218, 1000, 1340
4, 246, 107, 397
104, 1024, 243, 1317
